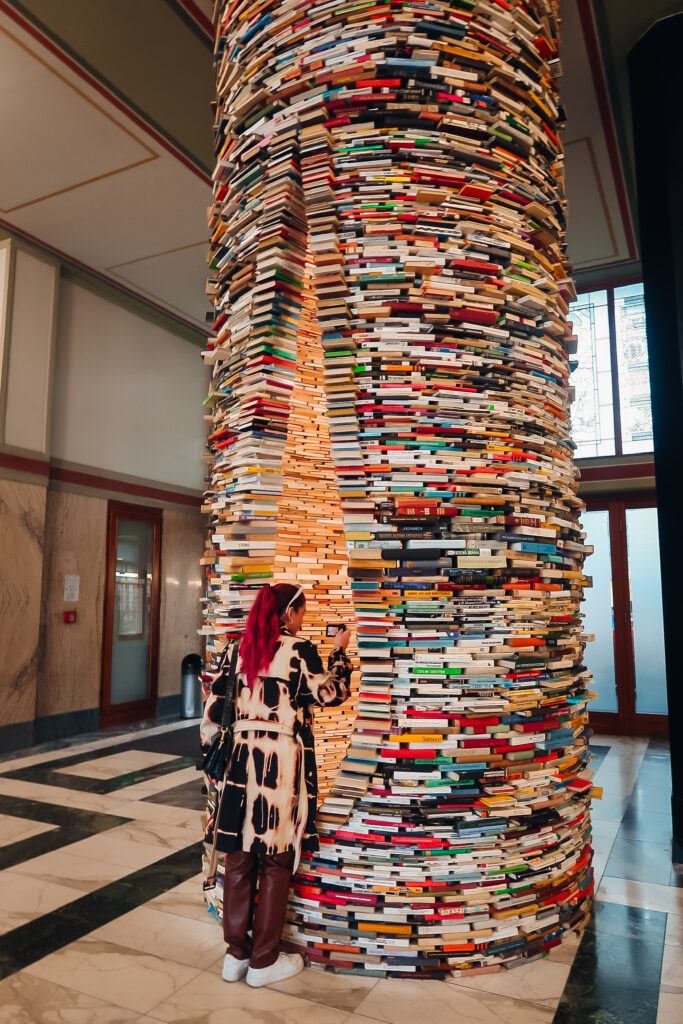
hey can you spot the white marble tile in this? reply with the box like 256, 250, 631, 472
270, 965, 378, 1011
120, 767, 198, 800
597, 875, 683, 916
11, 849, 131, 891
447, 957, 570, 1008
89, 905, 223, 968
0, 776, 116, 814
149, 967, 350, 1024
665, 913, 683, 948
100, 819, 200, 852
0, 972, 139, 1024
590, 795, 634, 824
0, 812, 57, 847
106, 798, 200, 828
55, 750, 175, 780
0, 871, 84, 934
593, 766, 639, 797
344, 1016, 393, 1024
592, 851, 608, 884
24, 937, 200, 1014
590, 818, 620, 856
661, 942, 683, 990
61, 833, 182, 870
597, 735, 647, 755
353, 978, 556, 1024
657, 989, 683, 1024
147, 875, 218, 925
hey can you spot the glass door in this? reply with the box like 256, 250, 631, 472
583, 495, 668, 736
100, 502, 162, 727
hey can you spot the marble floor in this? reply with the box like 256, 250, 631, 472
0, 724, 680, 1024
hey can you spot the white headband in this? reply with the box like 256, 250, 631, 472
284, 585, 303, 613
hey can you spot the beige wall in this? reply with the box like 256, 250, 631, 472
51, 281, 207, 491
0, 479, 46, 728
35, 495, 205, 716
0, 242, 206, 749
158, 507, 205, 698
37, 490, 107, 719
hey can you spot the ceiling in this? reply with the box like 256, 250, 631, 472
0, 0, 214, 333
0, 0, 675, 330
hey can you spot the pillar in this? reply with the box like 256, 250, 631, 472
629, 16, 683, 849
203, 0, 595, 975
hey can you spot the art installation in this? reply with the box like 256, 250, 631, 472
201, 0, 595, 977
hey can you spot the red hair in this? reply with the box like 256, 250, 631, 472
240, 583, 304, 686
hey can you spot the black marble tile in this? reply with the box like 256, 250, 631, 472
0, 752, 196, 795
124, 725, 201, 759
0, 841, 203, 980
670, 861, 683, 888
618, 805, 673, 844
0, 717, 187, 767
630, 782, 672, 816
34, 708, 99, 745
0, 720, 35, 757
646, 737, 671, 755
0, 795, 130, 872
142, 778, 206, 810
553, 900, 666, 1024
604, 835, 677, 885
592, 900, 666, 942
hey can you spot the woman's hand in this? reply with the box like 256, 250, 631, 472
333, 625, 351, 651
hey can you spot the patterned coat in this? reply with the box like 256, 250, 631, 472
201, 629, 352, 857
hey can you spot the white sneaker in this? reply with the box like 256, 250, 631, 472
246, 952, 304, 988
222, 953, 249, 982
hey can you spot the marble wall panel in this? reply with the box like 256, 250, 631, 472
0, 479, 46, 727
37, 491, 107, 718
158, 508, 204, 697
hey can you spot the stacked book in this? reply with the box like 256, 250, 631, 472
203, 0, 596, 977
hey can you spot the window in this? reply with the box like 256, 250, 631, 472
569, 290, 615, 457
569, 282, 654, 458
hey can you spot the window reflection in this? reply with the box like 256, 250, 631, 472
568, 283, 653, 457
569, 290, 615, 457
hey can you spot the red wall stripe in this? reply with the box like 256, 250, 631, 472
579, 460, 655, 482
49, 465, 202, 508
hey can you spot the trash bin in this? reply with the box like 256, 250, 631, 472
181, 653, 204, 719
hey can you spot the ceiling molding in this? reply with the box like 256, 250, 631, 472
167, 0, 214, 43
0, 0, 211, 184
575, 0, 638, 263
0, 218, 206, 341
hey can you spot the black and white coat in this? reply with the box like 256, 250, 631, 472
201, 629, 352, 857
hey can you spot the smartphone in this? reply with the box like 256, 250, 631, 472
326, 624, 347, 637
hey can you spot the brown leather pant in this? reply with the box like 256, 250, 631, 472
223, 849, 295, 969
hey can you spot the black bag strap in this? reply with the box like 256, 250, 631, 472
215, 640, 232, 674
218, 640, 241, 732
203, 640, 241, 892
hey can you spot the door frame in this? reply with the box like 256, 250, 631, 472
584, 490, 668, 737
100, 500, 163, 728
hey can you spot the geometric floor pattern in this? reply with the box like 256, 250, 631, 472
0, 722, 680, 1023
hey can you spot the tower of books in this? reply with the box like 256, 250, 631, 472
202, 0, 595, 977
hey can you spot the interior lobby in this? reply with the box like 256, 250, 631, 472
0, 1, 681, 1022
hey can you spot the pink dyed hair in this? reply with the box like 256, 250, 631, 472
239, 583, 304, 686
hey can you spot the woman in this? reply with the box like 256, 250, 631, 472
200, 582, 352, 988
